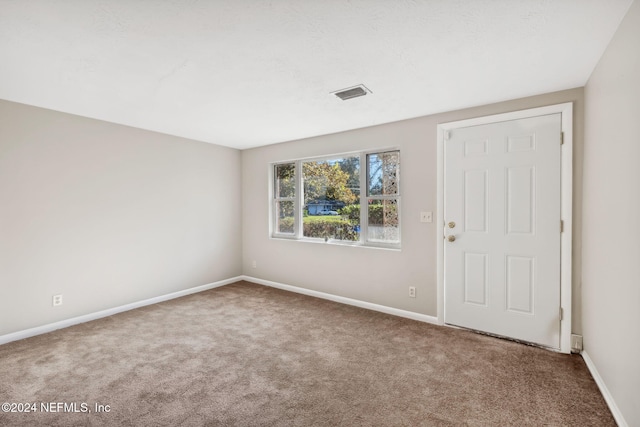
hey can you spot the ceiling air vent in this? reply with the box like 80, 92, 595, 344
331, 84, 371, 100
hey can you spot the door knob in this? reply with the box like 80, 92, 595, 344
447, 235, 456, 242
448, 221, 456, 229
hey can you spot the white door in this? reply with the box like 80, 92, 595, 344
444, 113, 562, 349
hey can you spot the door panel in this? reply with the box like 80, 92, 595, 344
464, 252, 488, 306
506, 166, 535, 234
464, 170, 488, 232
444, 113, 562, 349
506, 256, 534, 314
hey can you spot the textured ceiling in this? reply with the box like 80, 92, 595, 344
0, 0, 633, 149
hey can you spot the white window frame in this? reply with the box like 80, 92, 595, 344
272, 162, 297, 238
362, 150, 401, 247
270, 149, 401, 249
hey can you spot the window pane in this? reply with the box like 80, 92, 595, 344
302, 156, 360, 241
367, 199, 399, 243
275, 163, 295, 198
302, 214, 360, 241
275, 201, 295, 234
367, 151, 399, 196
302, 157, 359, 210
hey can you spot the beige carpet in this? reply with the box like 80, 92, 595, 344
0, 281, 614, 426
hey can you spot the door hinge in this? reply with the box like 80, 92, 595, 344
560, 220, 564, 232
444, 130, 451, 141
560, 307, 564, 321
560, 132, 564, 145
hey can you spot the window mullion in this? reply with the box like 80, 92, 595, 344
295, 160, 303, 238
359, 152, 367, 244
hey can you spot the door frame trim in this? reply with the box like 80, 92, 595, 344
436, 103, 573, 353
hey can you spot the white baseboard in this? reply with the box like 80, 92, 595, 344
2, 275, 437, 346
240, 275, 439, 325
582, 350, 628, 427
0, 276, 243, 346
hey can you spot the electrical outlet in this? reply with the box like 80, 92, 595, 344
409, 287, 416, 298
420, 211, 433, 223
252, 260, 257, 268
52, 294, 63, 307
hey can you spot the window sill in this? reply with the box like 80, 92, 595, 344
270, 235, 401, 251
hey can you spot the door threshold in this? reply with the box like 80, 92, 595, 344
445, 322, 561, 353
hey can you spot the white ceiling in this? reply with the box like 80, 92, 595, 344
0, 1, 633, 149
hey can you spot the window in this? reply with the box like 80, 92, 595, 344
366, 151, 400, 243
273, 163, 296, 235
272, 149, 400, 247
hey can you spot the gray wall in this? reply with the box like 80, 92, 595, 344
0, 100, 242, 336
242, 87, 585, 332
583, 1, 640, 425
